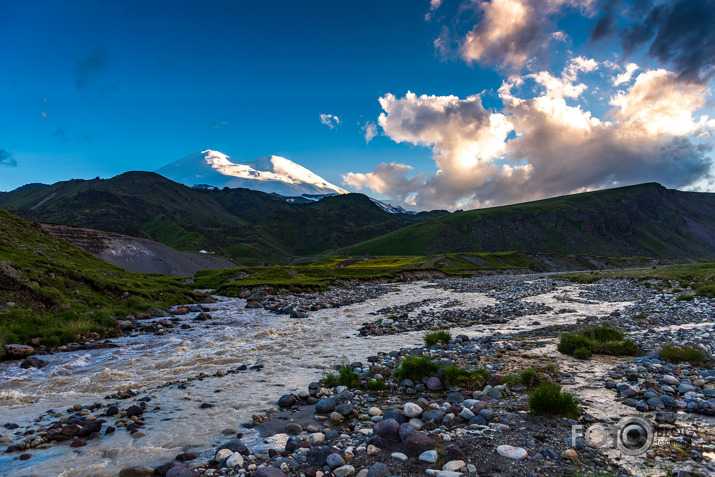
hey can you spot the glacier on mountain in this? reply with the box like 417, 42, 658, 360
156, 150, 348, 196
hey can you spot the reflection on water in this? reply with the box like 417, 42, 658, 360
0, 279, 634, 476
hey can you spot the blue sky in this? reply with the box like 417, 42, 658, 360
2, 0, 714, 210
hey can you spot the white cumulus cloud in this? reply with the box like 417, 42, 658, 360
319, 113, 340, 129
363, 121, 378, 143
344, 62, 713, 210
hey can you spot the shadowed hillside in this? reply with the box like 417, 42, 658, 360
337, 183, 715, 258
0, 172, 446, 261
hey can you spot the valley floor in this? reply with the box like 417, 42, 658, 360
1, 273, 713, 477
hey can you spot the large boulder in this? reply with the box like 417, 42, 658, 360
3, 344, 34, 360
402, 432, 435, 457
0, 261, 21, 290
372, 418, 400, 441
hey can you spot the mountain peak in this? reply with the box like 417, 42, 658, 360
156, 150, 348, 196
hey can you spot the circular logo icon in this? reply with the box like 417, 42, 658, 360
616, 416, 653, 456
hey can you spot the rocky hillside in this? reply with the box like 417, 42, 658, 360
338, 183, 715, 258
40, 223, 236, 276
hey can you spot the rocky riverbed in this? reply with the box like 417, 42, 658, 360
1, 274, 713, 476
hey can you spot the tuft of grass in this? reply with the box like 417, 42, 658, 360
324, 360, 362, 388
366, 379, 387, 391
394, 356, 440, 382
519, 367, 553, 388
676, 294, 695, 301
425, 330, 452, 347
443, 366, 491, 390
545, 363, 558, 373
557, 333, 593, 355
337, 361, 361, 388
660, 345, 707, 366
558, 326, 638, 359
528, 383, 579, 419
582, 325, 624, 343
593, 339, 638, 356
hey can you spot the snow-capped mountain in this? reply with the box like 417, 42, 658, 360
156, 150, 348, 196
369, 198, 416, 215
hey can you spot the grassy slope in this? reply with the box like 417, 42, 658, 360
336, 183, 715, 258
0, 209, 204, 355
192, 252, 657, 295
0, 173, 447, 262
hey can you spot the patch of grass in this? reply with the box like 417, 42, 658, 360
528, 383, 579, 419
519, 367, 553, 388
545, 363, 558, 373
676, 294, 695, 301
557, 333, 593, 355
366, 379, 387, 391
424, 330, 452, 347
394, 356, 440, 382
558, 326, 638, 359
593, 339, 638, 356
660, 345, 708, 366
325, 360, 362, 388
443, 366, 491, 390
582, 325, 624, 342
0, 210, 205, 357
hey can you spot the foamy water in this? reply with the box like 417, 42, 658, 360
0, 279, 634, 476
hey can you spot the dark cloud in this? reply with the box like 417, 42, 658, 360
592, 0, 715, 80
589, 0, 617, 42
76, 50, 111, 90
0, 150, 17, 167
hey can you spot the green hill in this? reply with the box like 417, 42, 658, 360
336, 183, 715, 258
0, 209, 203, 356
0, 172, 447, 262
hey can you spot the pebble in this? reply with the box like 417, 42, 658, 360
497, 445, 528, 460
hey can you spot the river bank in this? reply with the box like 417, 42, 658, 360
1, 274, 713, 476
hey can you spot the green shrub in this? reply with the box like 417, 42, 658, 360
545, 363, 558, 373
324, 360, 361, 388
582, 325, 624, 342
519, 367, 553, 388
557, 333, 593, 355
443, 366, 490, 390
337, 362, 361, 388
660, 345, 707, 365
394, 356, 440, 381
366, 379, 387, 391
573, 347, 592, 359
424, 330, 452, 347
593, 339, 638, 356
676, 294, 695, 301
528, 383, 579, 419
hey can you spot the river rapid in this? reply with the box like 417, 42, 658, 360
0, 278, 636, 476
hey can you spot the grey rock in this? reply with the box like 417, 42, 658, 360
373, 418, 400, 441
403, 432, 435, 457
315, 397, 337, 414
326, 453, 346, 469
277, 394, 296, 408
367, 463, 390, 477
254, 467, 286, 477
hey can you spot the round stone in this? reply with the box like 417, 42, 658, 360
497, 445, 528, 460
403, 402, 423, 418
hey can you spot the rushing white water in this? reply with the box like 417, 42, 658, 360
0, 279, 634, 476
